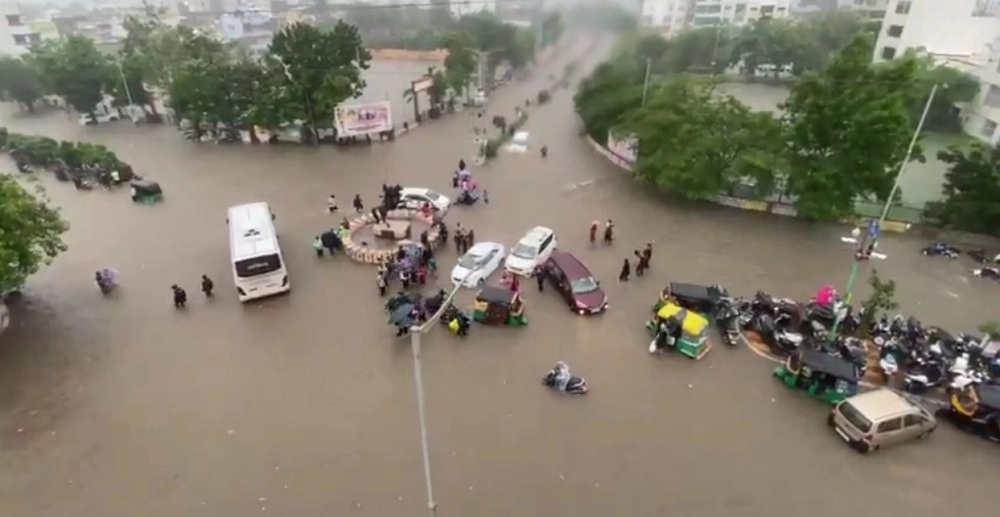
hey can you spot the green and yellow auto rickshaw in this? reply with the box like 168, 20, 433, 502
645, 302, 711, 360
472, 286, 527, 326
653, 282, 728, 323
774, 348, 860, 405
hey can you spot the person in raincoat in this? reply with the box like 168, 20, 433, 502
816, 285, 836, 306
554, 361, 571, 391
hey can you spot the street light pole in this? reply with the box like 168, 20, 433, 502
407, 265, 483, 517
641, 57, 651, 107
829, 83, 939, 338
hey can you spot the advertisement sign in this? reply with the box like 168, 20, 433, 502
334, 101, 393, 137
412, 76, 434, 93
607, 132, 637, 164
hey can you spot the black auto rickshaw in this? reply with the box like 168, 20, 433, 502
774, 348, 860, 405
472, 286, 527, 326
656, 282, 728, 320
936, 383, 1000, 443
131, 179, 163, 204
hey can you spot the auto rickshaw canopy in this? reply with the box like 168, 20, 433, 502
473, 285, 526, 326
787, 348, 860, 383
655, 303, 708, 339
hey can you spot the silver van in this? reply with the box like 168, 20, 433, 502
829, 388, 936, 453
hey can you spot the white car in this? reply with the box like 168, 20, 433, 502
505, 226, 557, 276
78, 111, 121, 126
399, 188, 450, 213
451, 241, 506, 287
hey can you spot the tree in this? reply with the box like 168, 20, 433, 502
661, 27, 732, 75
574, 59, 644, 142
27, 36, 111, 115
781, 34, 919, 221
730, 19, 815, 77
0, 57, 44, 112
441, 31, 477, 97
267, 21, 370, 144
542, 11, 564, 47
881, 50, 980, 133
0, 175, 69, 294
859, 269, 898, 333
980, 321, 1000, 339
923, 143, 1000, 236
621, 76, 784, 200
107, 54, 152, 114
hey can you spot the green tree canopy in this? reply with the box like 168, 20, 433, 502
0, 175, 69, 294
573, 59, 644, 142
0, 56, 44, 112
26, 36, 111, 115
781, 34, 919, 221
923, 143, 1000, 236
622, 76, 784, 200
267, 21, 370, 143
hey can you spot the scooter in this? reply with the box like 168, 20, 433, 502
903, 359, 947, 394
715, 298, 741, 346
541, 365, 588, 395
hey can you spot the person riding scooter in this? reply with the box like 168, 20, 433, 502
603, 219, 614, 244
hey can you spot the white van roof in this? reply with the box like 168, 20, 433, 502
228, 202, 278, 259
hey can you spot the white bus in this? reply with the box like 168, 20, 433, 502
227, 202, 289, 302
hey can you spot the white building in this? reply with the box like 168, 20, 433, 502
1, 5, 40, 56
640, 0, 691, 37
875, 0, 1000, 144
690, 0, 792, 28
836, 0, 889, 20
451, 0, 497, 19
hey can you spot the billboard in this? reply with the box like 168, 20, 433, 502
334, 101, 393, 137
607, 132, 637, 164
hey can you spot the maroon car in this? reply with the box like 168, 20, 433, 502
544, 251, 608, 315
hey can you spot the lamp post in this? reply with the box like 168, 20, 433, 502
829, 83, 940, 339
407, 264, 483, 517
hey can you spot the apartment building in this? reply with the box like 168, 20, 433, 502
1, 5, 41, 56
690, 0, 792, 28
836, 0, 889, 20
875, 0, 1000, 144
451, 0, 497, 19
640, 0, 691, 37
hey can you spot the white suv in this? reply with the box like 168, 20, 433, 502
505, 226, 557, 276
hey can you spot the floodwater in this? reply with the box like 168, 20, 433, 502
1, 36, 999, 517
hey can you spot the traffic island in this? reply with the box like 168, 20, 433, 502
343, 209, 440, 265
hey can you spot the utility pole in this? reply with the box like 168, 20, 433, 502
407, 265, 484, 517
117, 58, 134, 106
829, 83, 940, 340
534, 0, 544, 58
641, 57, 651, 107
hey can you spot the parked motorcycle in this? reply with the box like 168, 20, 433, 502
967, 248, 1000, 264
903, 358, 947, 394
715, 297, 742, 346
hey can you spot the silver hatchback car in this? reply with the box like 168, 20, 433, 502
829, 388, 937, 453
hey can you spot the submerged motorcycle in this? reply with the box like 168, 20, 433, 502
921, 242, 960, 259
541, 362, 588, 395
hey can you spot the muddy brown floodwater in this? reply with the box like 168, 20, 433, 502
1, 36, 999, 517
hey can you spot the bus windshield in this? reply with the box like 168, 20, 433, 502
235, 254, 282, 278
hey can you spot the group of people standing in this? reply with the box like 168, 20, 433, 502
619, 243, 653, 282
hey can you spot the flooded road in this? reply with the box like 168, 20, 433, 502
1, 37, 999, 517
